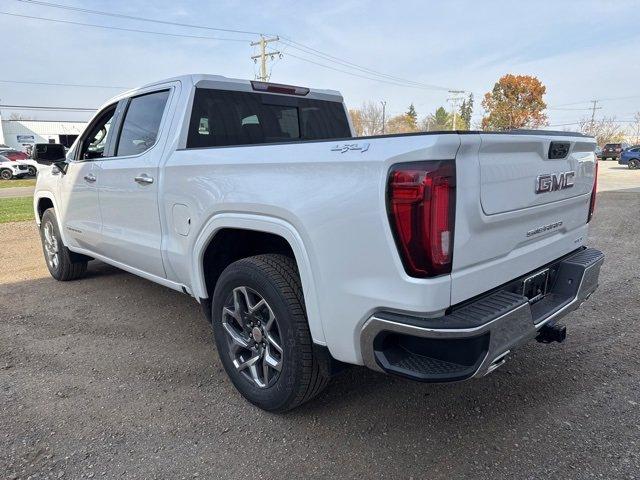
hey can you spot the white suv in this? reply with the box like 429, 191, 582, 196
0, 157, 30, 180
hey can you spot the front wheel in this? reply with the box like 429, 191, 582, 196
629, 159, 640, 170
39, 208, 88, 281
211, 254, 329, 412
27, 166, 37, 176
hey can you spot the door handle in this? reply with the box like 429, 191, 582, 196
84, 173, 96, 183
134, 174, 154, 185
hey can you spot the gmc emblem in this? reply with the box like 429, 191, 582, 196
535, 171, 576, 193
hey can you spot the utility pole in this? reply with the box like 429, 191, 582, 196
250, 35, 281, 82
447, 90, 465, 131
380, 101, 387, 134
588, 99, 601, 136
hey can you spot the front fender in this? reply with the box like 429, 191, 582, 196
33, 192, 69, 246
190, 213, 325, 345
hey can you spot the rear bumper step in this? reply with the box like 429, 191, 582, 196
360, 247, 604, 382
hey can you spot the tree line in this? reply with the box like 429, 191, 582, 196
348, 74, 640, 146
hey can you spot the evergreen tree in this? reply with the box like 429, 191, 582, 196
459, 93, 474, 130
406, 103, 418, 129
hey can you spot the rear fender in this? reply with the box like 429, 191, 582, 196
190, 213, 325, 345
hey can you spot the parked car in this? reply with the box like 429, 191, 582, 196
0, 148, 41, 176
0, 148, 29, 161
33, 75, 603, 412
601, 142, 630, 160
619, 145, 640, 169
594, 145, 603, 160
0, 157, 30, 179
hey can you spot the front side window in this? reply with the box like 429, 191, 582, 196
79, 105, 116, 160
186, 89, 350, 148
116, 90, 170, 157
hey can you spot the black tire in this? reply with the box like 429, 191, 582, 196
629, 159, 639, 170
28, 166, 37, 176
0, 169, 12, 180
211, 254, 329, 412
39, 208, 88, 281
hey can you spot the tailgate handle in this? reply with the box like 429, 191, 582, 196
549, 141, 570, 159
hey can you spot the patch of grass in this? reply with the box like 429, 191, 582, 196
0, 178, 36, 189
0, 196, 34, 223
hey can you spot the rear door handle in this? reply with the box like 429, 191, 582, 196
84, 173, 96, 183
134, 174, 154, 185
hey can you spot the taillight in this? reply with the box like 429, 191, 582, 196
387, 161, 456, 277
587, 160, 598, 223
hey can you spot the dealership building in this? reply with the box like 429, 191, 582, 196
0, 116, 88, 151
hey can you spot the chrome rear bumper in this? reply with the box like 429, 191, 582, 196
360, 247, 604, 382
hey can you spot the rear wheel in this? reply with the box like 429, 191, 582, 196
0, 169, 12, 180
629, 159, 640, 170
39, 208, 88, 281
211, 254, 329, 412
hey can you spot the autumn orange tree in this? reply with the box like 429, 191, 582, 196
481, 74, 548, 130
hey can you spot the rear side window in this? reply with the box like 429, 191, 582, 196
186, 89, 350, 148
116, 90, 170, 157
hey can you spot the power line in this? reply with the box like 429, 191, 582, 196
13, 0, 273, 37
550, 95, 640, 108
278, 38, 455, 92
548, 119, 638, 127
10, 0, 458, 92
284, 51, 456, 91
0, 104, 96, 111
0, 79, 127, 89
0, 11, 254, 43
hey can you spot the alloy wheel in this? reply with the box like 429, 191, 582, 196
43, 221, 60, 270
221, 286, 283, 388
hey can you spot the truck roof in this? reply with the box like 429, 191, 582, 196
111, 74, 344, 105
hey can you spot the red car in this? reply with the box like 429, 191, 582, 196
0, 149, 29, 161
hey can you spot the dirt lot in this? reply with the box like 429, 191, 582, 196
1, 165, 639, 479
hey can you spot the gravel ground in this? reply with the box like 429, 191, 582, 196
1, 188, 639, 479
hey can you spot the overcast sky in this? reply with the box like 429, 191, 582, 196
1, 0, 639, 128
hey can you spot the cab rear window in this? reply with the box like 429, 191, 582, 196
186, 88, 350, 148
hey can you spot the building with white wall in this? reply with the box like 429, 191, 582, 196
0, 116, 87, 151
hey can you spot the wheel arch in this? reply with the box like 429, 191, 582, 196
34, 193, 70, 246
191, 213, 325, 345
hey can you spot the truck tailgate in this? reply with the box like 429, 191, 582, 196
451, 132, 597, 305
479, 134, 595, 214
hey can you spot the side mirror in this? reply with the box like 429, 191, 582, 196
32, 143, 67, 165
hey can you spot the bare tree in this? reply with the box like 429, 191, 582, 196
385, 114, 418, 134
578, 116, 625, 146
8, 112, 32, 121
349, 102, 384, 137
628, 112, 640, 145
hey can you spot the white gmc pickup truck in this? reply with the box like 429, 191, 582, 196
34, 74, 604, 412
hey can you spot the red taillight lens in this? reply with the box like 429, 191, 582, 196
587, 160, 598, 223
387, 161, 456, 277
